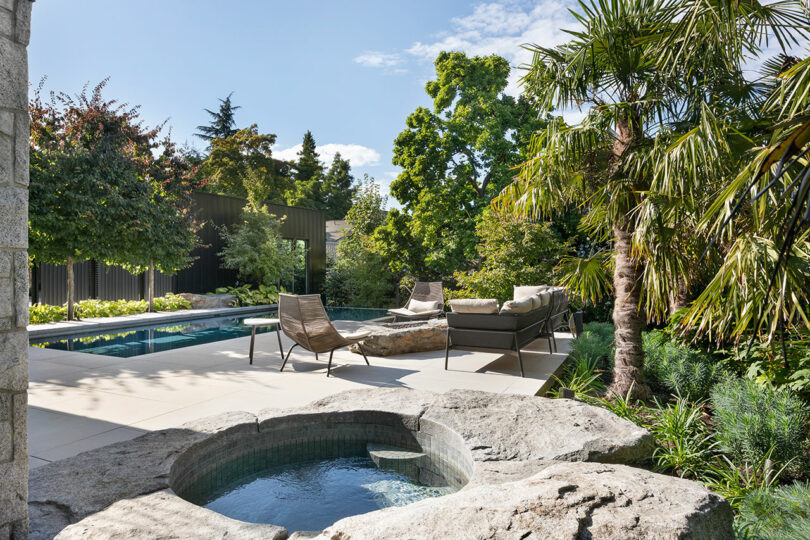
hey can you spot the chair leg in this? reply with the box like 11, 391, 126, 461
327, 349, 335, 377
514, 334, 525, 378
275, 327, 285, 363
249, 326, 256, 365
357, 344, 370, 365
444, 331, 451, 370
315, 352, 319, 361
280, 343, 298, 372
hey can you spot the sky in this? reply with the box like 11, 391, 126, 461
29, 1, 580, 207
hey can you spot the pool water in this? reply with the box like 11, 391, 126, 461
201, 456, 452, 532
30, 306, 389, 358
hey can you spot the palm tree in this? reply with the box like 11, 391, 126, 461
494, 0, 807, 398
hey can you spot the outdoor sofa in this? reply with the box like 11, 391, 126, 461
444, 286, 569, 377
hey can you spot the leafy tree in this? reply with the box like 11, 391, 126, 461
321, 152, 356, 219
452, 211, 568, 304
199, 125, 291, 203
494, 0, 808, 398
324, 179, 397, 307
219, 203, 292, 287
390, 51, 544, 278
29, 80, 198, 318
195, 93, 240, 142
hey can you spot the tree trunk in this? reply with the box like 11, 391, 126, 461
607, 224, 651, 400
66, 257, 75, 321
669, 275, 690, 315
147, 261, 155, 313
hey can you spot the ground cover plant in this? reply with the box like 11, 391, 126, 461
553, 322, 810, 535
29, 294, 191, 324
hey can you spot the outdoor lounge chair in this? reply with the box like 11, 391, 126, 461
387, 281, 444, 322
278, 293, 371, 377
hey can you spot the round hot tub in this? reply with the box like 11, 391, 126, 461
170, 410, 473, 534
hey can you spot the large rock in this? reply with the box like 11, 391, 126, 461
54, 490, 285, 540
178, 292, 236, 309
344, 319, 447, 356
319, 462, 734, 539
422, 389, 653, 464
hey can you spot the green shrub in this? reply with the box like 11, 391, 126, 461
570, 322, 614, 370
706, 449, 787, 511
549, 355, 606, 399
711, 378, 809, 468
215, 284, 278, 306
643, 331, 722, 401
646, 396, 714, 478
29, 294, 191, 324
29, 303, 67, 324
735, 482, 810, 540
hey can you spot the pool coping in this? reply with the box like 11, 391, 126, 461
27, 304, 277, 340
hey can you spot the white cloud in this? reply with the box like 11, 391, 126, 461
354, 51, 403, 68
405, 1, 578, 95
273, 143, 381, 167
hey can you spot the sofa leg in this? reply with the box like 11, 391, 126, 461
444, 331, 451, 370
514, 334, 525, 378
551, 332, 557, 353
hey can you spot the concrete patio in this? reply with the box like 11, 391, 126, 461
27, 323, 570, 469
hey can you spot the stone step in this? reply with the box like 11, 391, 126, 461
367, 443, 426, 476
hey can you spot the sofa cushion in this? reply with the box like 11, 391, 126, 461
513, 285, 549, 301
537, 291, 552, 306
448, 298, 499, 314
500, 296, 535, 314
408, 299, 442, 313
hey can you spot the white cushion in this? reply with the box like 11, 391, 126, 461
528, 294, 544, 310
342, 331, 371, 340
407, 299, 442, 313
388, 307, 416, 316
513, 285, 549, 301
500, 296, 535, 314
448, 298, 499, 314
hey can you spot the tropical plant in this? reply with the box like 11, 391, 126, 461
735, 481, 810, 540
549, 355, 606, 399
706, 449, 789, 511
711, 377, 809, 469
493, 0, 808, 398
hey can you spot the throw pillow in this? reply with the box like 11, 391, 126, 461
513, 285, 549, 301
500, 296, 535, 314
448, 298, 499, 314
408, 299, 442, 313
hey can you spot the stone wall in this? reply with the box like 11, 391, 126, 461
0, 0, 31, 538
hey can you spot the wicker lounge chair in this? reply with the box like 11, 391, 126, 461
387, 281, 444, 322
278, 293, 371, 377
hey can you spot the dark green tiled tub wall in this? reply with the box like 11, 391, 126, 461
170, 411, 474, 512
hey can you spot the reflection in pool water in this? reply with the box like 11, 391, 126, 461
30, 306, 388, 358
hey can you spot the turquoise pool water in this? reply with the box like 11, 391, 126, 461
200, 456, 452, 532
30, 306, 388, 358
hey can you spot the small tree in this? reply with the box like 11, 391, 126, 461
219, 204, 292, 287
321, 152, 355, 219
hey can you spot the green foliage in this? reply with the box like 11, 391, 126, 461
200, 126, 291, 203
324, 181, 397, 308
736, 482, 810, 540
571, 322, 615, 369
647, 396, 714, 478
321, 152, 356, 220
549, 355, 605, 399
643, 331, 722, 401
706, 450, 788, 511
29, 294, 191, 324
219, 204, 293, 287
711, 378, 809, 469
214, 285, 278, 306
452, 211, 568, 303
390, 51, 545, 279
732, 336, 810, 399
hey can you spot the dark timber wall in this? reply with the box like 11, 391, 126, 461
32, 192, 326, 304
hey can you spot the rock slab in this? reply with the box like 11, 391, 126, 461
320, 462, 734, 540
178, 292, 236, 309
347, 319, 447, 356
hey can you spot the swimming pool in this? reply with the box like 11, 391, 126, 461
30, 307, 389, 358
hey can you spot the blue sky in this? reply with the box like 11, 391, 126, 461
29, 1, 577, 207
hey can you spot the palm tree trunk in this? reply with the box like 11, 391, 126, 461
66, 257, 75, 321
607, 224, 651, 400
669, 276, 690, 315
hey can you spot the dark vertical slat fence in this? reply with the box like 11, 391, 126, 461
32, 192, 326, 304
